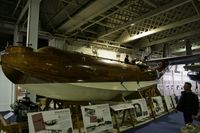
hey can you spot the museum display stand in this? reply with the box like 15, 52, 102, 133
125, 85, 176, 128
32, 85, 176, 133
110, 102, 136, 133
163, 96, 175, 113
37, 98, 89, 133
108, 86, 154, 132
0, 114, 28, 133
138, 85, 166, 116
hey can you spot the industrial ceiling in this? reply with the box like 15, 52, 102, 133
0, 0, 200, 58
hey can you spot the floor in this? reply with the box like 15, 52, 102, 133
1, 111, 200, 133
123, 112, 200, 133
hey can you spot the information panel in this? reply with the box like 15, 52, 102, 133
164, 96, 174, 110
152, 96, 165, 115
27, 108, 73, 133
131, 98, 149, 121
81, 104, 113, 133
171, 95, 178, 107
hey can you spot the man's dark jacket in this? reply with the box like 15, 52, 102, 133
176, 91, 199, 115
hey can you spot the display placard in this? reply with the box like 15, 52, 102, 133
152, 96, 165, 115
171, 95, 178, 107
131, 98, 149, 121
164, 96, 174, 110
81, 104, 113, 133
27, 108, 73, 133
3, 111, 14, 120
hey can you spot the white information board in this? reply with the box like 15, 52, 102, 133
152, 96, 165, 115
131, 98, 149, 121
81, 104, 113, 133
27, 108, 73, 133
164, 96, 174, 110
171, 95, 178, 107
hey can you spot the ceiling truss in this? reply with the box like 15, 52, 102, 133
0, 0, 200, 57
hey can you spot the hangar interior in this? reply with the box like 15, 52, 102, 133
1, 0, 200, 57
0, 0, 200, 132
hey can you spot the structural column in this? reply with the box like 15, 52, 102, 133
185, 39, 192, 55
26, 0, 40, 49
142, 46, 151, 61
26, 0, 41, 102
13, 25, 23, 45
163, 43, 171, 57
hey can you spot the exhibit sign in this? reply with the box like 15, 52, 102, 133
3, 111, 14, 120
81, 104, 113, 133
131, 98, 149, 121
164, 96, 174, 110
152, 96, 165, 115
27, 108, 73, 133
171, 95, 178, 107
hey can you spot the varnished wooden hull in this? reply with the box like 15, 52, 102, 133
2, 46, 157, 83
1, 46, 157, 101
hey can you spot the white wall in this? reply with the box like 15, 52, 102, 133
157, 65, 199, 96
48, 38, 138, 62
0, 66, 15, 111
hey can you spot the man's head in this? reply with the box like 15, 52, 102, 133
184, 82, 192, 92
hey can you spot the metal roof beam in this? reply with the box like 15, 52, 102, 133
192, 0, 200, 15
16, 0, 29, 24
76, 39, 127, 50
89, 20, 114, 28
115, 5, 139, 16
12, 0, 22, 17
118, 15, 200, 43
98, 0, 192, 38
45, 1, 72, 28
0, 21, 15, 32
61, 0, 79, 6
0, 0, 17, 5
70, 1, 135, 36
143, 0, 157, 8
140, 29, 200, 47
57, 0, 123, 33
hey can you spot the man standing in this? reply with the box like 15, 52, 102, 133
176, 82, 199, 124
124, 55, 130, 64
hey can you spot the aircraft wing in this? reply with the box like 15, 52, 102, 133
184, 64, 200, 72
145, 54, 200, 65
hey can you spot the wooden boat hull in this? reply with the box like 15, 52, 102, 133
20, 81, 156, 101
1, 46, 157, 101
